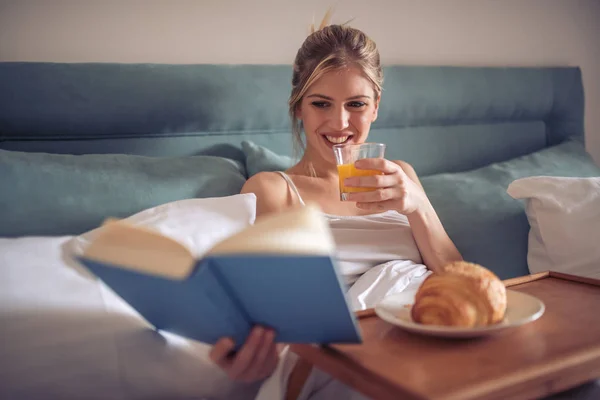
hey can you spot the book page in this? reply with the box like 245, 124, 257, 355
207, 203, 335, 256
82, 220, 195, 279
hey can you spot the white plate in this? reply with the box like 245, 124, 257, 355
374, 289, 545, 338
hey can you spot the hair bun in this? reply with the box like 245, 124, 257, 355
309, 7, 333, 34
308, 8, 355, 35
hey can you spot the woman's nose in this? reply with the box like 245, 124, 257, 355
329, 106, 350, 131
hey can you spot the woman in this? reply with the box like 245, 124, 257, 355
210, 23, 462, 398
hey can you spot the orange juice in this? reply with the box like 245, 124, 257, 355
337, 163, 382, 196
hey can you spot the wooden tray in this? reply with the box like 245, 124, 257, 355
290, 272, 600, 400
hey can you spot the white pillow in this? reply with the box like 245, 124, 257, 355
1, 194, 261, 400
507, 176, 600, 279
65, 193, 257, 259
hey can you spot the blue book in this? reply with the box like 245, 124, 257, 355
76, 205, 362, 349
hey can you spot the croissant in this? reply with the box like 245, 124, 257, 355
411, 261, 507, 327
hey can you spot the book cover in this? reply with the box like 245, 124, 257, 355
76, 204, 362, 348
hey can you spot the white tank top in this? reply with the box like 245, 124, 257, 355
275, 172, 424, 285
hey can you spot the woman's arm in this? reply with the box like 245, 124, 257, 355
344, 158, 463, 273
395, 160, 463, 273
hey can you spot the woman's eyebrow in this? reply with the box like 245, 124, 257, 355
306, 94, 371, 100
346, 95, 370, 100
306, 94, 334, 100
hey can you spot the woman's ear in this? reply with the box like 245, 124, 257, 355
372, 95, 380, 122
295, 104, 303, 120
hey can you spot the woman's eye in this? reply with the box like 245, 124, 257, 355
347, 101, 367, 108
311, 101, 330, 108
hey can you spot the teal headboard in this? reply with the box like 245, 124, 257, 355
0, 63, 584, 176
2, 63, 596, 280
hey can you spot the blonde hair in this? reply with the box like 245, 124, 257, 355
289, 16, 383, 155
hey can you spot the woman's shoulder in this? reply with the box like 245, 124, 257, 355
241, 171, 291, 216
241, 171, 288, 193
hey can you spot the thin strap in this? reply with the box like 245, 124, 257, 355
275, 171, 306, 206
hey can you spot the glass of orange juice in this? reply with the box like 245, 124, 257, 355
332, 143, 386, 201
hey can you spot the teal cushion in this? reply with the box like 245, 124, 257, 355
197, 143, 246, 165
241, 140, 294, 177
421, 139, 600, 279
0, 150, 247, 237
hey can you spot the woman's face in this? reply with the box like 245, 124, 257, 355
297, 66, 379, 164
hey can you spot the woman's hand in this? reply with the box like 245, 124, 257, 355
209, 326, 280, 383
343, 158, 427, 215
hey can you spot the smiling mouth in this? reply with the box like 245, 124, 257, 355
323, 135, 352, 145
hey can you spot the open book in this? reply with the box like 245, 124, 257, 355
76, 204, 361, 348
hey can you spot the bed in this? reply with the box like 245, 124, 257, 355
1, 62, 599, 399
